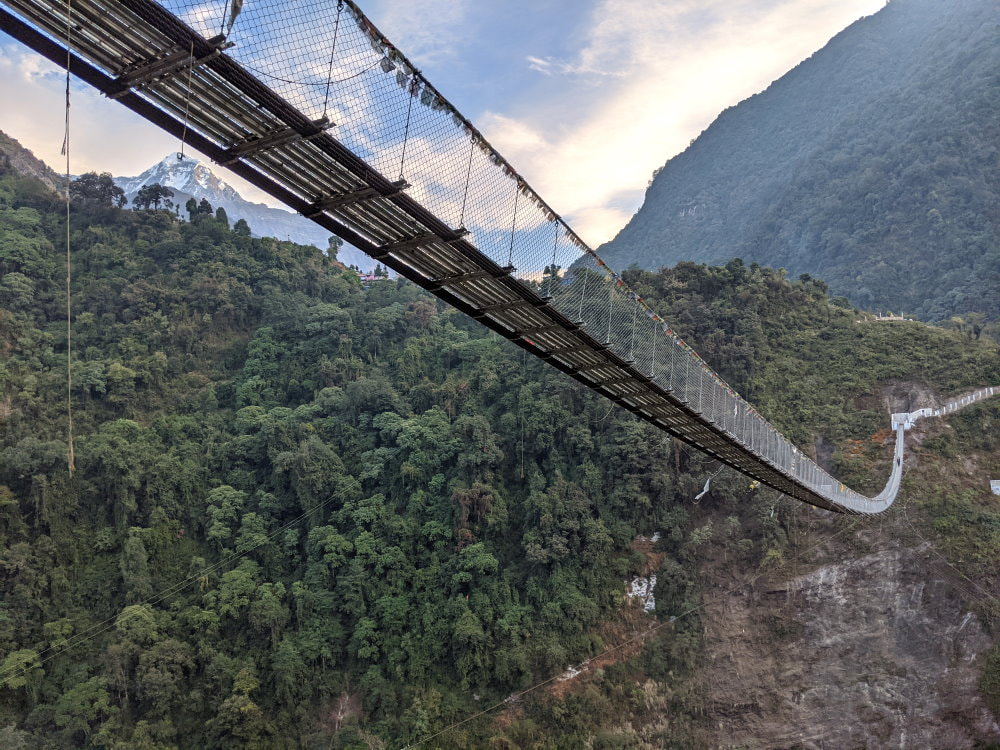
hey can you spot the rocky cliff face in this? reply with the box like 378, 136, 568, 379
701, 534, 999, 749
0, 130, 63, 192
694, 384, 1000, 748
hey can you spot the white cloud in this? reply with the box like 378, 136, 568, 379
570, 205, 633, 247
481, 0, 886, 247
0, 42, 282, 205
366, 0, 469, 67
0, 0, 887, 252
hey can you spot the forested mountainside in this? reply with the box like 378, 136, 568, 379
1, 159, 999, 748
0, 133, 62, 193
598, 0, 1000, 323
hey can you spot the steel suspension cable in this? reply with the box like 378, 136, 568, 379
321, 0, 344, 121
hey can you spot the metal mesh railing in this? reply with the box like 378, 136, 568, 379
140, 0, 996, 514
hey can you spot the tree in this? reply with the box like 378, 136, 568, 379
206, 560, 259, 620
115, 604, 159, 646
70, 172, 126, 207
53, 676, 116, 742
0, 272, 34, 312
135, 639, 194, 715
248, 582, 288, 646
205, 486, 247, 552
133, 183, 174, 211
206, 668, 271, 749
270, 638, 307, 707
234, 218, 251, 236
120, 528, 153, 603
327, 235, 342, 260
215, 206, 229, 227
0, 649, 42, 704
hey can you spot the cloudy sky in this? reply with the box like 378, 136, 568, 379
0, 0, 884, 245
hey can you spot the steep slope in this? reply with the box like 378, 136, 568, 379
115, 154, 374, 269
0, 131, 62, 192
599, 0, 999, 322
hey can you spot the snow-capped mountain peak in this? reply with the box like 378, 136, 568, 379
114, 154, 373, 270
117, 154, 242, 205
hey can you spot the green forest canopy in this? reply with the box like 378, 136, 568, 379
0, 163, 998, 747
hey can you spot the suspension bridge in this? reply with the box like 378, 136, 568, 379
1, 0, 995, 514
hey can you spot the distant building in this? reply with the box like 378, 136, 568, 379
875, 313, 912, 322
991, 480, 1000, 496
356, 265, 391, 284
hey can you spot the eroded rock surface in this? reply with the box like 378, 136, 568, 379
701, 543, 1000, 749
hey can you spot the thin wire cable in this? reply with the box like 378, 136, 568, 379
62, 0, 74, 475
247, 58, 378, 89
458, 134, 474, 229
628, 303, 637, 361
398, 79, 415, 180
576, 270, 589, 323
546, 222, 558, 299
650, 320, 657, 379
218, 0, 229, 37
605, 282, 614, 344
507, 185, 520, 268
178, 40, 195, 160
900, 499, 999, 604
590, 402, 616, 424
401, 510, 867, 749
321, 0, 344, 120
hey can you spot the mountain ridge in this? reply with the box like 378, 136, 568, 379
0, 130, 63, 192
598, 0, 999, 322
0, 130, 375, 269
114, 153, 374, 269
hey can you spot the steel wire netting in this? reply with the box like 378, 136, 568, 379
150, 0, 895, 511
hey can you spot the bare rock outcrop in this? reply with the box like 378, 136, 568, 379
701, 542, 1000, 748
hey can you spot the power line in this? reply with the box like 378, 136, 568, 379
0, 445, 407, 684
401, 510, 867, 749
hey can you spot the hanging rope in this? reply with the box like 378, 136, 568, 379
398, 78, 416, 180
519, 350, 526, 479
546, 223, 558, 299
62, 0, 74, 475
604, 282, 614, 344
458, 134, 474, 229
627, 301, 637, 361
218, 0, 230, 37
321, 0, 344, 121
178, 40, 195, 161
576, 269, 588, 323
650, 319, 658, 379
506, 183, 520, 268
